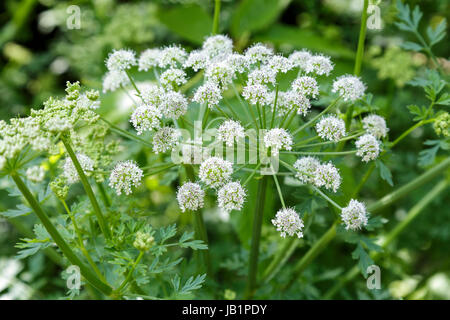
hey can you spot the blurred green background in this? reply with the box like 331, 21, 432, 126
0, 0, 449, 299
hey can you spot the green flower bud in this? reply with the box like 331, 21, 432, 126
224, 289, 236, 300
133, 231, 154, 251
434, 112, 450, 137
50, 176, 69, 200
65, 81, 81, 101
86, 89, 100, 101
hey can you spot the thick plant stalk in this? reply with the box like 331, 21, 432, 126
280, 157, 450, 290
245, 176, 268, 299
324, 179, 448, 299
212, 0, 221, 34
61, 136, 111, 240
10, 172, 113, 296
263, 237, 300, 283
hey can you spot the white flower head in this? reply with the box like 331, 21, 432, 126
341, 199, 368, 230
315, 115, 346, 142
26, 166, 45, 183
242, 83, 269, 105
284, 91, 311, 116
45, 116, 72, 133
202, 34, 233, 60
102, 70, 130, 93
199, 156, 233, 188
160, 68, 187, 89
226, 53, 249, 74
160, 90, 188, 120
248, 67, 277, 86
314, 162, 341, 192
184, 50, 209, 71
362, 114, 388, 139
264, 128, 293, 156
130, 104, 161, 135
205, 62, 235, 89
138, 48, 161, 71
158, 45, 187, 68
177, 182, 205, 212
289, 50, 312, 70
217, 181, 246, 212
109, 160, 143, 196
305, 54, 334, 76
106, 49, 137, 72
332, 75, 366, 102
152, 126, 181, 154
292, 76, 319, 98
217, 120, 245, 147
355, 134, 380, 162
245, 43, 274, 64
272, 208, 304, 238
63, 153, 94, 184
266, 55, 293, 73
193, 82, 222, 107
293, 156, 321, 184
140, 84, 165, 106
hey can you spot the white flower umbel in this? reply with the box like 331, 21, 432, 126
248, 67, 277, 86
245, 43, 274, 64
271, 208, 304, 238
293, 156, 321, 184
183, 50, 208, 72
332, 75, 366, 102
199, 157, 233, 188
355, 134, 380, 162
264, 128, 293, 156
26, 166, 45, 183
205, 62, 235, 89
152, 126, 180, 154
109, 160, 143, 196
362, 114, 389, 139
106, 49, 137, 72
63, 153, 94, 184
140, 84, 165, 106
130, 104, 161, 135
138, 48, 161, 71
305, 54, 333, 76
315, 115, 346, 142
226, 53, 249, 74
102, 70, 130, 93
284, 91, 311, 116
177, 182, 205, 212
158, 45, 187, 68
160, 90, 188, 120
217, 181, 246, 212
242, 83, 269, 105
202, 34, 233, 60
266, 55, 293, 73
289, 50, 312, 70
217, 120, 245, 147
193, 82, 222, 107
341, 199, 368, 230
314, 162, 341, 192
160, 68, 187, 89
292, 76, 319, 98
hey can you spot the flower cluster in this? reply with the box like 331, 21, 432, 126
177, 182, 205, 212
294, 157, 341, 192
108, 160, 143, 195
271, 208, 304, 238
341, 199, 368, 230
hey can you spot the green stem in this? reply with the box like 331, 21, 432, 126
262, 237, 300, 283
125, 69, 141, 95
61, 136, 110, 240
312, 186, 342, 210
96, 181, 111, 208
354, 0, 369, 76
292, 98, 340, 136
116, 251, 144, 294
270, 85, 279, 129
390, 119, 434, 148
282, 150, 357, 156
10, 172, 112, 296
324, 179, 448, 299
245, 176, 268, 299
212, 0, 221, 34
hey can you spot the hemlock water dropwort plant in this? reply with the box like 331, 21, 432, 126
0, 0, 448, 300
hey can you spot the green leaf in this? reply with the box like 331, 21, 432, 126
179, 231, 208, 250
427, 19, 447, 47
365, 216, 387, 231
376, 160, 394, 186
352, 243, 374, 278
0, 204, 32, 218
231, 0, 291, 37
436, 93, 450, 106
158, 5, 212, 44
400, 41, 423, 52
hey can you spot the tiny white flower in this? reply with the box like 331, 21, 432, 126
140, 84, 165, 106
305, 54, 333, 76
205, 62, 235, 89
106, 49, 137, 72
283, 91, 311, 116
292, 76, 319, 98
314, 162, 341, 192
102, 70, 130, 93
332, 75, 366, 102
225, 53, 249, 73
266, 55, 293, 73
289, 50, 312, 70
248, 67, 277, 86
202, 34, 233, 60
315, 115, 346, 142
158, 45, 187, 68
217, 181, 246, 212
245, 43, 274, 64
264, 128, 293, 156
355, 134, 380, 162
152, 126, 180, 154
199, 156, 233, 188
160, 68, 187, 89
63, 154, 94, 184
177, 182, 205, 212
193, 82, 222, 107
242, 84, 269, 105
130, 104, 161, 135
271, 208, 304, 238
183, 50, 209, 71
109, 160, 143, 196
138, 48, 161, 71
341, 199, 368, 230
293, 156, 321, 184
160, 90, 188, 120
26, 166, 45, 183
217, 120, 245, 147
362, 114, 389, 139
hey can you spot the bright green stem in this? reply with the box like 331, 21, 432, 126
61, 136, 111, 240
270, 86, 279, 129
212, 0, 221, 34
96, 181, 111, 208
263, 237, 300, 283
125, 69, 141, 95
202, 105, 210, 130
115, 251, 144, 294
293, 98, 340, 136
245, 176, 268, 299
390, 119, 434, 148
10, 172, 112, 296
324, 179, 448, 299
